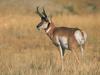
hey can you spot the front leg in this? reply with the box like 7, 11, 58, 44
58, 41, 65, 71
58, 44, 64, 60
55, 36, 65, 71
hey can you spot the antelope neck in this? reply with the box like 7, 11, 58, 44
45, 22, 55, 34
45, 23, 50, 31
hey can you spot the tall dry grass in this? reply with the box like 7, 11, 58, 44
0, 13, 100, 75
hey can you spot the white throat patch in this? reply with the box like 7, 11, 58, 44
46, 27, 51, 33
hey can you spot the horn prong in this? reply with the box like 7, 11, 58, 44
42, 8, 47, 17
36, 7, 43, 17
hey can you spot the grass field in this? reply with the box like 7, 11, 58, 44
0, 13, 100, 75
0, 0, 100, 75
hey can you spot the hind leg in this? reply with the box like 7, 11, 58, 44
74, 30, 86, 56
80, 45, 84, 56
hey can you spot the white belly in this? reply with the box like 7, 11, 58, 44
57, 36, 69, 49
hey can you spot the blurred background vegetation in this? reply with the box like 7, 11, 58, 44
0, 0, 100, 15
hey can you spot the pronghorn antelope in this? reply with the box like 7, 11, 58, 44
36, 7, 87, 69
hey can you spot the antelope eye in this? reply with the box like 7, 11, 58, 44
44, 18, 48, 22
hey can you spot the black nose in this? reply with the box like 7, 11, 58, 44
37, 25, 39, 28
36, 25, 40, 30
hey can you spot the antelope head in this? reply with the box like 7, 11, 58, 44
36, 7, 50, 30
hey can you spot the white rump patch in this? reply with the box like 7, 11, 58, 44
74, 30, 86, 45
82, 31, 87, 42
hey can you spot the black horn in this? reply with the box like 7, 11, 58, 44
36, 7, 43, 17
42, 8, 47, 18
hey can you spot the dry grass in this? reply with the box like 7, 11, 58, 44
0, 13, 100, 75
0, 1, 100, 75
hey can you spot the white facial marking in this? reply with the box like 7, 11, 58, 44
40, 22, 48, 29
